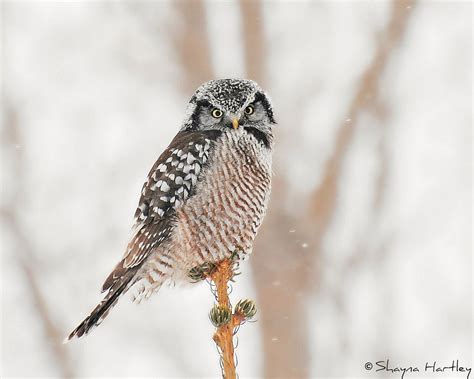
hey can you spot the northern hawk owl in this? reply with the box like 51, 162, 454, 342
67, 79, 275, 340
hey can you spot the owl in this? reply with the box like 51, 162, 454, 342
66, 79, 275, 340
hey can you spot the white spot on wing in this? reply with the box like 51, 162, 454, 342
186, 154, 196, 164
158, 164, 167, 172
194, 163, 201, 175
183, 165, 192, 174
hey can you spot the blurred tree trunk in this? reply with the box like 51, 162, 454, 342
240, 0, 264, 83
239, 0, 315, 375
172, 0, 214, 94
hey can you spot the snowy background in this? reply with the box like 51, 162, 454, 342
1, 0, 472, 378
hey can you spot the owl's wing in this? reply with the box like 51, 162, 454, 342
101, 129, 222, 292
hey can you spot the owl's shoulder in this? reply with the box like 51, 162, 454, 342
133, 129, 222, 223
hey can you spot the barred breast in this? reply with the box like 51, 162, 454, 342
172, 128, 272, 274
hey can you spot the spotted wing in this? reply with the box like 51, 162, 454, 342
102, 129, 222, 292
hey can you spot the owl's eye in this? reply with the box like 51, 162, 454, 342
211, 109, 223, 118
244, 105, 254, 115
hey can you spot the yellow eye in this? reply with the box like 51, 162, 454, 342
244, 105, 254, 115
212, 109, 223, 118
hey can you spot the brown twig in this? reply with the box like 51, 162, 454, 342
206, 259, 253, 379
210, 260, 237, 379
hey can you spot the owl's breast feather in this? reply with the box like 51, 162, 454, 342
180, 129, 270, 249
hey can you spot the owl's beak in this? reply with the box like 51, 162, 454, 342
232, 118, 239, 129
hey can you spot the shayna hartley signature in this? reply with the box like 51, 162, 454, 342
365, 359, 472, 379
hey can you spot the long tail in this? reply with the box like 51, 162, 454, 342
65, 279, 130, 342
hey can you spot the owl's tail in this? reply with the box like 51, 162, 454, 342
64, 278, 131, 342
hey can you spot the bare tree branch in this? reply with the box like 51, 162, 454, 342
309, 0, 414, 221
1, 106, 74, 378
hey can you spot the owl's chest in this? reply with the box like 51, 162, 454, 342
172, 129, 272, 265
194, 129, 272, 209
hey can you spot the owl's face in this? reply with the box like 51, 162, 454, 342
182, 79, 275, 145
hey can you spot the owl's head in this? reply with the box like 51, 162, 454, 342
181, 79, 276, 143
